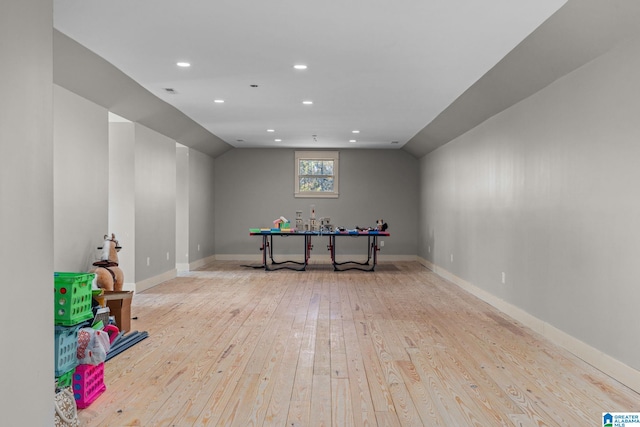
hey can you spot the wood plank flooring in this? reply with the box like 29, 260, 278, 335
78, 261, 639, 426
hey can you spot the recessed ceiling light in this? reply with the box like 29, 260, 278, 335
349, 139, 357, 143
352, 130, 360, 134
293, 64, 308, 70
214, 99, 225, 103
267, 129, 275, 132
176, 62, 191, 67
275, 139, 282, 142
302, 100, 313, 105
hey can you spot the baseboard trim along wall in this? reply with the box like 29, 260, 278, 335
417, 257, 640, 394
214, 254, 417, 263
135, 268, 177, 293
189, 254, 216, 271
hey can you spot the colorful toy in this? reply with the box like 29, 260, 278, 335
90, 234, 124, 291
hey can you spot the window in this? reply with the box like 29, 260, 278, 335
295, 151, 339, 198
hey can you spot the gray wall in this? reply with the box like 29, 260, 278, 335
214, 148, 418, 257
404, 0, 640, 158
0, 0, 53, 424
53, 30, 232, 158
189, 148, 217, 262
51, 89, 216, 285
54, 102, 211, 284
419, 36, 640, 371
176, 145, 190, 269
134, 124, 177, 281
109, 121, 136, 285
54, 85, 109, 271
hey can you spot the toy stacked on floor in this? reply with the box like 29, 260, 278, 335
54, 272, 107, 409
72, 355, 107, 409
54, 272, 94, 382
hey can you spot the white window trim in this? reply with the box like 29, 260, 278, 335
295, 150, 339, 198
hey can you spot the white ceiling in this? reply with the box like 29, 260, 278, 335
53, 0, 564, 150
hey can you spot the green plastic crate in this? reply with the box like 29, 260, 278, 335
54, 272, 95, 326
56, 368, 74, 389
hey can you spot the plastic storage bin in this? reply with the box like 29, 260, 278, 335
54, 325, 81, 377
56, 369, 74, 389
73, 363, 106, 409
54, 272, 95, 326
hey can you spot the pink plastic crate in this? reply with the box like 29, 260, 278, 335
72, 363, 106, 409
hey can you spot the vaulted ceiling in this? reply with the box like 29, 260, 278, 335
52, 1, 640, 158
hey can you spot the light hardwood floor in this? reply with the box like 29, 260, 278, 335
78, 261, 639, 426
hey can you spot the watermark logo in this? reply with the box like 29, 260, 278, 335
603, 412, 640, 427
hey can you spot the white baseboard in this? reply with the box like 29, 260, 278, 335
176, 263, 190, 273
214, 254, 416, 263
417, 257, 640, 393
214, 254, 263, 262
135, 268, 177, 293
377, 254, 417, 262
189, 254, 217, 270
